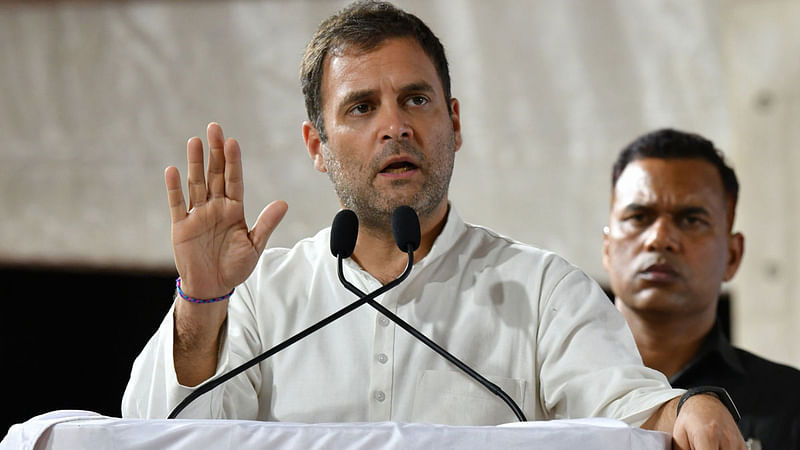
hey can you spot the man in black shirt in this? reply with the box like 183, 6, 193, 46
602, 128, 800, 449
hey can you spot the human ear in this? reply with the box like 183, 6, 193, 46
450, 98, 462, 152
601, 225, 611, 273
723, 232, 744, 281
302, 121, 327, 173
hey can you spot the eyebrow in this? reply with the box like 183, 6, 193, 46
400, 81, 436, 95
622, 203, 711, 217
338, 89, 375, 112
674, 206, 712, 218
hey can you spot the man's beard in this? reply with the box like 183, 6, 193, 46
322, 134, 455, 231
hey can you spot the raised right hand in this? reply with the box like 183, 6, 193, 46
165, 122, 288, 300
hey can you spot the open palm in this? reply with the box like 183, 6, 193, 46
165, 123, 287, 299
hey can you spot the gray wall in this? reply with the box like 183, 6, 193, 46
1, 0, 798, 367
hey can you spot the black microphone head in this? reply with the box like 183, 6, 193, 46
330, 209, 359, 258
391, 206, 421, 252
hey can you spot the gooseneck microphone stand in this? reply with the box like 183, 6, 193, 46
335, 206, 527, 422
335, 254, 527, 422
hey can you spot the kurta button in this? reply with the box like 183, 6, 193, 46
376, 353, 388, 364
378, 317, 390, 327
374, 391, 386, 402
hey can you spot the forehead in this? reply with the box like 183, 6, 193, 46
612, 158, 728, 212
320, 37, 442, 107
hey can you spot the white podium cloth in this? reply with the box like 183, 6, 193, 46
2, 410, 670, 450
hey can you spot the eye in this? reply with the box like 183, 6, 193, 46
680, 215, 708, 228
406, 95, 429, 107
624, 213, 647, 224
347, 103, 373, 116
619, 211, 657, 232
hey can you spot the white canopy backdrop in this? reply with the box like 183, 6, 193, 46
1, 0, 798, 367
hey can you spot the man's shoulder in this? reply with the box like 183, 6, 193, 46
256, 227, 331, 269
456, 221, 584, 280
730, 346, 800, 405
461, 222, 569, 262
734, 346, 800, 382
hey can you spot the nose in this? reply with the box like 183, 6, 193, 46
643, 217, 679, 252
379, 104, 413, 142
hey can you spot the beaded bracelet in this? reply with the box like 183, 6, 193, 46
176, 277, 234, 304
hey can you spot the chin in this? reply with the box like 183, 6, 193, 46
633, 292, 688, 310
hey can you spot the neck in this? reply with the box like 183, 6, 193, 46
616, 299, 716, 379
351, 201, 448, 284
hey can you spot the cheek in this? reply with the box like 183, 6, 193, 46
685, 245, 728, 278
607, 239, 636, 264
330, 135, 373, 168
606, 242, 642, 288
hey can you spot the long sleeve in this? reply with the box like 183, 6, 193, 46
535, 267, 683, 425
121, 294, 261, 420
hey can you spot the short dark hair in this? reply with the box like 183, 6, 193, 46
611, 128, 740, 224
300, 0, 452, 142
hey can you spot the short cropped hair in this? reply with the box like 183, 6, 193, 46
611, 128, 740, 225
300, 0, 452, 142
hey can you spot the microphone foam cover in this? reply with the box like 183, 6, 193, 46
330, 209, 359, 258
391, 206, 421, 252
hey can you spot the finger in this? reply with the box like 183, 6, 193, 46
671, 439, 689, 450
250, 200, 289, 254
687, 432, 715, 450
672, 428, 690, 450
186, 136, 207, 210
206, 122, 226, 199
164, 166, 187, 223
224, 137, 243, 202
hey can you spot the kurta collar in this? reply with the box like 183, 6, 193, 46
339, 203, 467, 282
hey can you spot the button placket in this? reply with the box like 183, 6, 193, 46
367, 289, 399, 421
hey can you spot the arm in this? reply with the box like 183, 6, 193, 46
642, 394, 746, 450
166, 122, 287, 386
536, 267, 682, 422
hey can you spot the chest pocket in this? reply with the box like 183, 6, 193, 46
411, 369, 526, 425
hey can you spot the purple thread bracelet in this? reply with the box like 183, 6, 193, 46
176, 277, 234, 304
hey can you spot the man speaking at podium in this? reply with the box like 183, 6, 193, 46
122, 1, 744, 447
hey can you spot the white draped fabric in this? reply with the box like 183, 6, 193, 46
1, 410, 670, 450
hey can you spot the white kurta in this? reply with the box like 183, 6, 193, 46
122, 207, 681, 426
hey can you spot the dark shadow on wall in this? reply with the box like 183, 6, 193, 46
0, 264, 177, 435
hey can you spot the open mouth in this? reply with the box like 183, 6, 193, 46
381, 161, 418, 174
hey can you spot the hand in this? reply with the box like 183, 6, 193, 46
672, 394, 746, 450
165, 122, 288, 299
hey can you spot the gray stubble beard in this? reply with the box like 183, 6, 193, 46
322, 132, 455, 232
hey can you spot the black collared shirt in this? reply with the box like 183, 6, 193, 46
670, 322, 800, 449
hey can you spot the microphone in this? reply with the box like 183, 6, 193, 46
335, 205, 528, 422
391, 205, 421, 252
331, 208, 358, 258
167, 209, 414, 419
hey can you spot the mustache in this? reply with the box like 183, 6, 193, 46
370, 141, 425, 172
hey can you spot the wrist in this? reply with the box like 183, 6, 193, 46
676, 386, 741, 423
176, 277, 234, 303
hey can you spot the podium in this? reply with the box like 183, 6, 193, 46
2, 410, 670, 450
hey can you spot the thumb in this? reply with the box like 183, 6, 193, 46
250, 200, 289, 254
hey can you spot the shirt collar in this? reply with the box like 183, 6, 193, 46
414, 203, 466, 270
339, 203, 467, 280
669, 320, 746, 384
